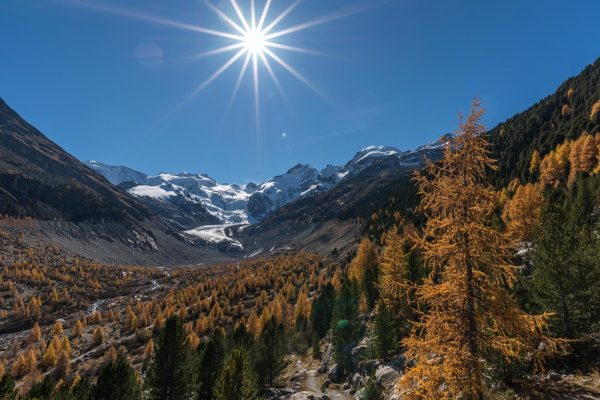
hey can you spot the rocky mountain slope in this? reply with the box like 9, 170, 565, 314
0, 98, 234, 265
84, 136, 450, 259
87, 135, 450, 230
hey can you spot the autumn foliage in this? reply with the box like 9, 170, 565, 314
399, 101, 560, 399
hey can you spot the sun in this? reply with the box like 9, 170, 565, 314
242, 29, 267, 56
64, 0, 369, 124
172, 0, 360, 124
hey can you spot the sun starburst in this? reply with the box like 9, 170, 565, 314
62, 0, 371, 125
184, 0, 329, 127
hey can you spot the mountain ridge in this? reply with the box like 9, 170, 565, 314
85, 134, 452, 228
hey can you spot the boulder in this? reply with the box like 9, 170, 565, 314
290, 392, 316, 400
546, 371, 561, 381
317, 363, 328, 374
327, 363, 344, 383
351, 343, 369, 360
350, 373, 365, 388
290, 392, 330, 400
375, 365, 400, 389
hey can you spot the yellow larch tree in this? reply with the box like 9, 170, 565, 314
540, 150, 565, 187
348, 237, 379, 309
529, 150, 541, 175
378, 227, 415, 317
502, 183, 545, 243
73, 320, 84, 337
29, 322, 42, 343
399, 101, 560, 400
579, 134, 598, 173
591, 99, 600, 120
52, 320, 63, 336
246, 309, 260, 338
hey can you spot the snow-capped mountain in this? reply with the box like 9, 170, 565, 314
85, 134, 451, 232
86, 160, 147, 185
247, 164, 344, 220
84, 161, 256, 225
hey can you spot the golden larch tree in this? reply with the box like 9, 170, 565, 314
399, 101, 559, 400
529, 150, 541, 175
591, 99, 600, 120
379, 227, 415, 315
579, 134, 597, 172
540, 151, 565, 187
502, 183, 545, 243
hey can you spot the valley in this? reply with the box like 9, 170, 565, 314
0, 50, 599, 400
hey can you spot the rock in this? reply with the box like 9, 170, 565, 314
354, 388, 367, 400
342, 382, 351, 390
351, 344, 369, 359
264, 387, 296, 399
546, 371, 561, 381
387, 355, 405, 371
290, 391, 316, 400
356, 359, 378, 375
328, 363, 344, 383
290, 392, 331, 400
350, 373, 364, 388
317, 363, 328, 374
263, 388, 279, 399
375, 365, 400, 389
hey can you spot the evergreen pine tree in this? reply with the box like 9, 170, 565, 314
213, 347, 258, 400
93, 355, 141, 400
24, 375, 55, 400
531, 187, 600, 338
368, 300, 398, 361
0, 374, 17, 400
146, 316, 198, 400
363, 374, 383, 400
197, 330, 226, 400
255, 317, 287, 387
230, 321, 253, 349
310, 283, 335, 339
331, 277, 359, 375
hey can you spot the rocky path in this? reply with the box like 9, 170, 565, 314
279, 355, 353, 400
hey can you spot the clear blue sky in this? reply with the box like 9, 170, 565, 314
2, 0, 600, 183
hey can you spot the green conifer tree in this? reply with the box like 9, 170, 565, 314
363, 374, 383, 400
213, 347, 258, 400
0, 374, 18, 400
368, 300, 398, 360
331, 277, 359, 375
93, 356, 141, 400
532, 190, 600, 338
255, 317, 287, 387
310, 283, 335, 339
197, 330, 226, 400
146, 316, 198, 400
